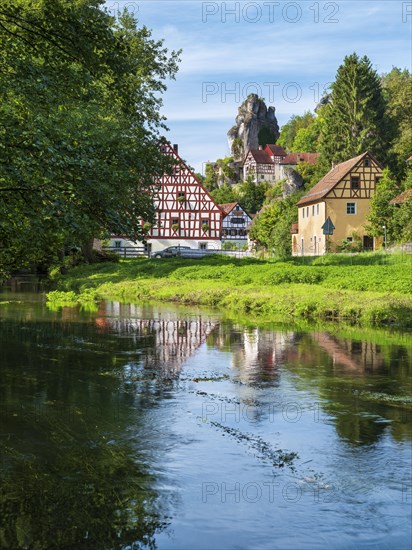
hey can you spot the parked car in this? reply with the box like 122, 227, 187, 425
152, 246, 192, 258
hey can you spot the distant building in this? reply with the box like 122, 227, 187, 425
242, 144, 319, 184
219, 202, 252, 245
292, 151, 382, 255
389, 189, 412, 206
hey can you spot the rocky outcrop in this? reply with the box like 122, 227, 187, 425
315, 93, 330, 112
282, 167, 304, 197
228, 94, 279, 161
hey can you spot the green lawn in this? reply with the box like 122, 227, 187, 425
51, 253, 412, 327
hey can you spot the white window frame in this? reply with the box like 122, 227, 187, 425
346, 202, 356, 215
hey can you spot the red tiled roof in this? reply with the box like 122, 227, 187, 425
219, 202, 238, 216
389, 189, 412, 205
248, 149, 273, 164
265, 144, 287, 157
297, 152, 381, 206
280, 152, 320, 165
290, 223, 299, 234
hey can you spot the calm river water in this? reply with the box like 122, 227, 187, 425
0, 285, 411, 549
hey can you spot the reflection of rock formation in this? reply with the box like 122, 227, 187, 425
227, 94, 279, 161
96, 302, 218, 376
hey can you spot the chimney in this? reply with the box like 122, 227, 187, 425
173, 144, 178, 154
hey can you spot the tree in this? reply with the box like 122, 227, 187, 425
234, 176, 268, 213
258, 126, 276, 148
0, 1, 180, 276
366, 169, 402, 243
278, 112, 316, 151
291, 115, 323, 152
209, 184, 236, 205
381, 67, 412, 178
248, 192, 304, 257
319, 53, 389, 167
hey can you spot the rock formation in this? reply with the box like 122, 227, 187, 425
227, 94, 279, 161
282, 166, 304, 197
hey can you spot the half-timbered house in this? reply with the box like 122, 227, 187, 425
243, 145, 287, 183
292, 151, 382, 255
242, 145, 320, 184
110, 144, 222, 254
219, 202, 252, 245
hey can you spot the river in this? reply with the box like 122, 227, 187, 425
0, 285, 411, 549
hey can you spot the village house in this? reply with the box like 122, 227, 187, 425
291, 151, 383, 256
110, 143, 223, 254
219, 202, 252, 245
242, 144, 319, 184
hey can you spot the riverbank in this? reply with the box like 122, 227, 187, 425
49, 253, 412, 328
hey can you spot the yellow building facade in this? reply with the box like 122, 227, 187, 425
292, 152, 382, 255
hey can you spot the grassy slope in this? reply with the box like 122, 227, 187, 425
54, 253, 412, 327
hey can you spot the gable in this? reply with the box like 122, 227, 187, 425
297, 152, 383, 206
326, 154, 382, 200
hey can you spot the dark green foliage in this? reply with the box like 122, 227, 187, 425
381, 67, 412, 178
319, 53, 389, 166
0, 1, 180, 276
258, 126, 277, 148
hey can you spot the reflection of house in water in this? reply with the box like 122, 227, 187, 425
212, 324, 294, 384
95, 302, 218, 376
311, 333, 386, 372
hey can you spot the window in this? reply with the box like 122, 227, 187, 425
114, 240, 121, 249
351, 176, 360, 189
171, 218, 179, 225
306, 207, 309, 217
222, 229, 228, 237
347, 237, 353, 242
312, 205, 315, 216
177, 192, 186, 202
261, 175, 265, 180
199, 243, 207, 250
231, 217, 245, 224
302, 209, 305, 219
230, 229, 237, 236
364, 158, 370, 167
346, 202, 356, 215
375, 175, 382, 185
316, 204, 319, 215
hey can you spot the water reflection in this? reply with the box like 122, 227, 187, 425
206, 324, 412, 445
0, 292, 411, 549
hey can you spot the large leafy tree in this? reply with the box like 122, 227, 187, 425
381, 67, 412, 178
319, 53, 389, 167
278, 112, 316, 152
248, 192, 304, 257
0, 1, 180, 276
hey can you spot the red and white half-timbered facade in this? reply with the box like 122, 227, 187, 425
110, 144, 222, 254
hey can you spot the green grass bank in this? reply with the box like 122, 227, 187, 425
50, 252, 412, 328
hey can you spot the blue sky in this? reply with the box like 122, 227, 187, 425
105, 1, 412, 172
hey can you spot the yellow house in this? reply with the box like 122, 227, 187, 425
292, 151, 383, 255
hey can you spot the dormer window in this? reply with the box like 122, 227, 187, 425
364, 158, 370, 167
